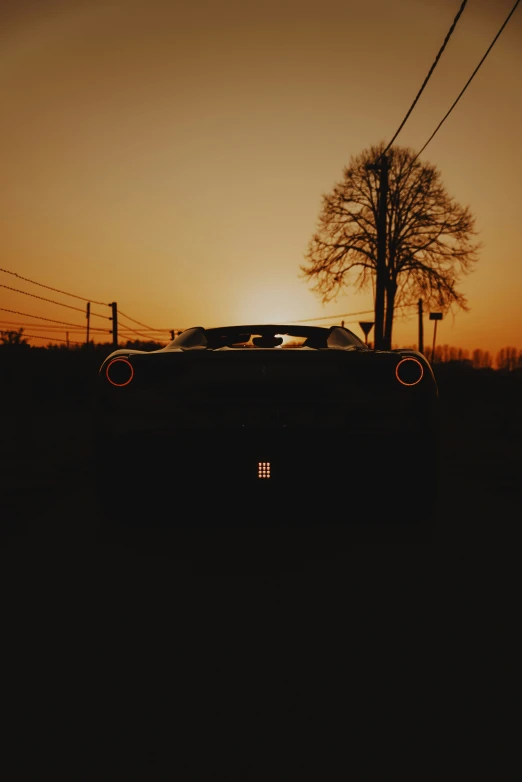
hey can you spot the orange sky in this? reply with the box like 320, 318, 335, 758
1, 0, 521, 358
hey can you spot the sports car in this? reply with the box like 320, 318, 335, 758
93, 323, 440, 528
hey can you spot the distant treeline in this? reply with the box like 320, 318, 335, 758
0, 328, 166, 353
395, 343, 520, 370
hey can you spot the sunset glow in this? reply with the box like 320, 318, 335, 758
1, 0, 521, 360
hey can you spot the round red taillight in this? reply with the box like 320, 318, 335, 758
396, 357, 424, 386
106, 358, 134, 387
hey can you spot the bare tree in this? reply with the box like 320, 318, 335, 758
472, 349, 493, 369
496, 347, 521, 370
0, 328, 29, 348
301, 142, 481, 349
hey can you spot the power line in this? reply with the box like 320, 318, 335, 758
0, 268, 177, 333
7, 333, 83, 345
0, 267, 108, 306
117, 308, 168, 331
413, 0, 521, 161
117, 320, 149, 338
0, 306, 105, 327
383, 0, 469, 155
1, 284, 110, 319
287, 304, 415, 324
0, 320, 108, 333
117, 318, 167, 340
121, 326, 171, 334
1, 286, 171, 336
287, 310, 374, 324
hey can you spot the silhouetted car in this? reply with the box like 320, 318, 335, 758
93, 324, 440, 527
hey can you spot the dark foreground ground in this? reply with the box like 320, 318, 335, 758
1, 369, 519, 777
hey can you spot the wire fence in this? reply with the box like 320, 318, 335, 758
0, 268, 174, 347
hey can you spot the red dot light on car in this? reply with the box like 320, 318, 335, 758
106, 358, 134, 387
395, 357, 424, 386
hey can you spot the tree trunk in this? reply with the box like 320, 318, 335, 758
383, 283, 397, 350
373, 156, 389, 350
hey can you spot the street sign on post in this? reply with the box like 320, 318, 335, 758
359, 321, 374, 346
429, 312, 442, 362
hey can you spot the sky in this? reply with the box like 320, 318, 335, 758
0, 0, 521, 357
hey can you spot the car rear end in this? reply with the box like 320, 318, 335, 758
94, 346, 439, 527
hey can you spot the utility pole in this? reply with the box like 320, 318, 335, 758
429, 312, 442, 363
86, 302, 90, 345
66, 331, 69, 348
366, 155, 389, 350
109, 302, 118, 347
418, 299, 424, 354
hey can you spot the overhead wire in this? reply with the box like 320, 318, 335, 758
412, 0, 521, 162
0, 306, 103, 327
0, 267, 108, 306
0, 320, 108, 333
1, 268, 170, 336
117, 308, 170, 332
0, 283, 110, 318
287, 303, 415, 324
359, 0, 520, 343
117, 320, 165, 340
383, 0, 469, 156
300, 3, 469, 341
